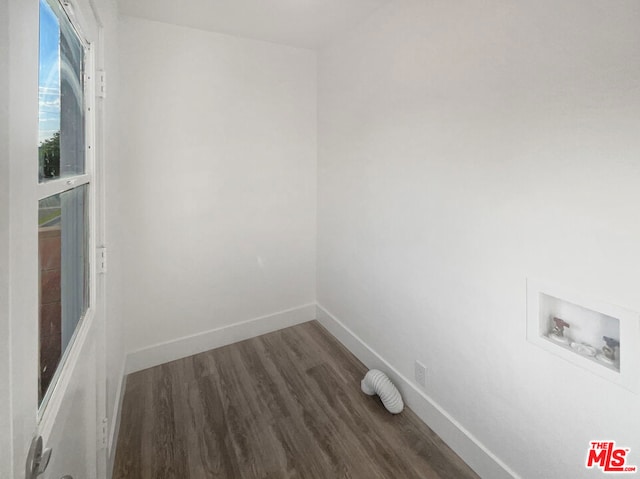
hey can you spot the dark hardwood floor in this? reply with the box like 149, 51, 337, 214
112, 320, 479, 479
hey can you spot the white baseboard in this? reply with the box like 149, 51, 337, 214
316, 304, 520, 479
106, 359, 127, 479
125, 303, 317, 374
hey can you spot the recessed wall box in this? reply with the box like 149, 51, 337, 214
527, 279, 640, 392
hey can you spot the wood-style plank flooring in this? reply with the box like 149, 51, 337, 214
113, 321, 479, 479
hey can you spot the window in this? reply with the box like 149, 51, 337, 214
38, 0, 92, 407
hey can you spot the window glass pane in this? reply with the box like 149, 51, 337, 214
38, 185, 89, 405
38, 0, 60, 179
38, 0, 85, 182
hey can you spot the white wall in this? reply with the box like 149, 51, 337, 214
117, 17, 317, 353
97, 0, 125, 470
0, 0, 11, 475
317, 1, 640, 477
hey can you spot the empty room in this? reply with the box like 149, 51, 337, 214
2, 0, 639, 478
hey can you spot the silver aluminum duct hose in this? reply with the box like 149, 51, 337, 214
361, 369, 404, 414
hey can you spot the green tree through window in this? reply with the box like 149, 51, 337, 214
39, 130, 60, 179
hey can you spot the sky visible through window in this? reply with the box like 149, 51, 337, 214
39, 0, 60, 145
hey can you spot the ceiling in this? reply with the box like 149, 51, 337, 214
117, 0, 389, 49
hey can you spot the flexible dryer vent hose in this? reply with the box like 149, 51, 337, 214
361, 369, 404, 414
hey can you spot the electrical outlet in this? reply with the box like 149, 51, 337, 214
414, 360, 426, 387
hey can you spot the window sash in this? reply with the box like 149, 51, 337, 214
37, 0, 96, 416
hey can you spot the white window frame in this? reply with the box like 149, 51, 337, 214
36, 0, 98, 425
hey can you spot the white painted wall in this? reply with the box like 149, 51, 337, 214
317, 1, 640, 477
96, 0, 126, 471
0, 1, 11, 476
117, 17, 317, 353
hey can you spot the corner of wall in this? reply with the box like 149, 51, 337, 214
315, 304, 520, 479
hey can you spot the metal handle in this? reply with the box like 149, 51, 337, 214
25, 435, 52, 479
